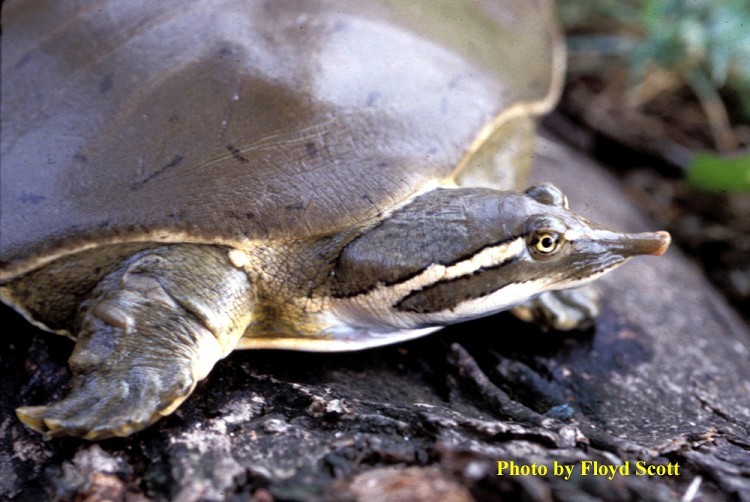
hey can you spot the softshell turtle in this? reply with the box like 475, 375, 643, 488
1, 0, 670, 440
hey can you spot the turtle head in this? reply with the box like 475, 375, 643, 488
330, 183, 670, 333
499, 183, 671, 289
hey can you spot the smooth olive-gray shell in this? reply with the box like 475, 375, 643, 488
0, 0, 560, 279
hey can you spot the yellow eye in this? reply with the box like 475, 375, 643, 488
531, 232, 560, 255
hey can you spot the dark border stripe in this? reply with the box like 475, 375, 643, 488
394, 255, 521, 314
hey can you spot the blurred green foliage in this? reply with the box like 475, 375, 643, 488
637, 0, 750, 116
557, 0, 750, 191
558, 0, 750, 115
687, 153, 750, 192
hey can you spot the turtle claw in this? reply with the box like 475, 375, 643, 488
15, 405, 52, 436
16, 367, 194, 440
16, 404, 102, 440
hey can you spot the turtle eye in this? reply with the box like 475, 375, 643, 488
529, 231, 561, 256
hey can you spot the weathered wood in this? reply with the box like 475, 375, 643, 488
2, 137, 749, 501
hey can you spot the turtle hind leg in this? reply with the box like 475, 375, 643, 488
510, 285, 600, 332
16, 245, 253, 440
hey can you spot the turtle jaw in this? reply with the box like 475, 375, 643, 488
514, 191, 672, 291
543, 228, 671, 293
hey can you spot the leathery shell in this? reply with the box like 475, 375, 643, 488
0, 0, 562, 281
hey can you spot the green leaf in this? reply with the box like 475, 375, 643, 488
686, 152, 750, 192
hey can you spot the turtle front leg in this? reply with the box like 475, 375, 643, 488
16, 245, 253, 440
510, 285, 600, 331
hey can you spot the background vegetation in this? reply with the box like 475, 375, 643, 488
557, 0, 749, 190
554, 0, 749, 320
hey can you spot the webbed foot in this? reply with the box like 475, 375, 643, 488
16, 363, 194, 440
16, 245, 252, 440
511, 285, 600, 331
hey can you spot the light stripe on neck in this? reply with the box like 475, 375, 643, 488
330, 237, 526, 329
382, 237, 524, 301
